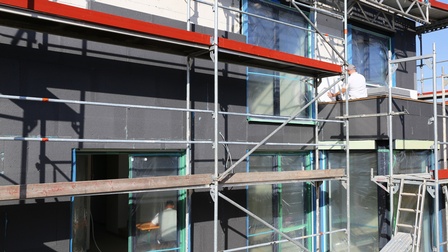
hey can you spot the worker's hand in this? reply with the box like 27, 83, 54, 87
327, 92, 334, 98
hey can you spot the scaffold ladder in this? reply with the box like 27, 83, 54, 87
381, 178, 426, 252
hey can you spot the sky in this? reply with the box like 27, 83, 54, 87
416, 3, 448, 93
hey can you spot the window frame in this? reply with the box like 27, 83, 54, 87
348, 25, 393, 87
246, 152, 314, 251
128, 152, 186, 252
243, 0, 315, 124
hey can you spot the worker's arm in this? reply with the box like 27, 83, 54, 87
327, 87, 346, 98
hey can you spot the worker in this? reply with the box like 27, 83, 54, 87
327, 64, 367, 100
149, 200, 178, 248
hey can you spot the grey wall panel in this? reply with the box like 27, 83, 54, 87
191, 190, 247, 251
0, 202, 71, 251
0, 20, 249, 251
393, 19, 417, 90
316, 14, 344, 38
318, 97, 441, 141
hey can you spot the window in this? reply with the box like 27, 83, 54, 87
243, 0, 312, 119
326, 151, 378, 252
392, 150, 431, 174
247, 153, 313, 251
129, 154, 186, 252
348, 26, 391, 86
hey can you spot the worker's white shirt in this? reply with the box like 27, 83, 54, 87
151, 208, 177, 242
345, 72, 367, 99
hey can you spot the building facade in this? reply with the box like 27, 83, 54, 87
0, 0, 447, 251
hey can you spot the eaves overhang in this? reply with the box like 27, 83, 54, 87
416, 0, 448, 34
0, 0, 342, 78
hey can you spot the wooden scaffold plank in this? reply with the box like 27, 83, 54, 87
0, 169, 345, 201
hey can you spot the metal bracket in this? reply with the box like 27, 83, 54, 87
210, 49, 215, 62
390, 109, 409, 116
427, 185, 436, 198
392, 183, 399, 194
210, 186, 216, 202
310, 181, 322, 188
186, 57, 193, 70
390, 63, 398, 74
424, 59, 433, 70
371, 168, 392, 193
342, 180, 347, 189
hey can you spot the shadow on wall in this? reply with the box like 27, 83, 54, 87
0, 202, 71, 251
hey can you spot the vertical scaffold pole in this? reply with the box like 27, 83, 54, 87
432, 43, 440, 252
213, 1, 220, 252
186, 2, 192, 251
387, 50, 394, 243
343, 0, 350, 249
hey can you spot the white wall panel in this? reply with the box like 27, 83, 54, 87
52, 0, 88, 8
55, 0, 241, 33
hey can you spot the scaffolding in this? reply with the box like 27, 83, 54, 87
0, 0, 447, 251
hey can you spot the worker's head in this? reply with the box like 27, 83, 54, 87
165, 200, 175, 209
346, 64, 357, 75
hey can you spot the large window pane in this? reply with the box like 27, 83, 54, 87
328, 152, 378, 251
248, 153, 310, 251
248, 71, 311, 117
248, 155, 275, 251
248, 70, 275, 116
244, 0, 311, 118
130, 155, 183, 252
244, 0, 307, 56
393, 150, 431, 174
350, 27, 390, 86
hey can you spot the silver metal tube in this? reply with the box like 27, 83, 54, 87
213, 1, 219, 251
387, 50, 394, 240
343, 0, 350, 249
185, 0, 192, 243
389, 54, 433, 64
442, 67, 446, 170
219, 111, 345, 124
221, 141, 346, 147
432, 43, 440, 251
217, 76, 344, 181
0, 136, 348, 148
335, 111, 408, 119
0, 94, 212, 114
218, 192, 309, 251
187, 0, 192, 31
313, 6, 321, 250
0, 136, 212, 144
